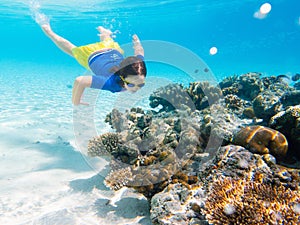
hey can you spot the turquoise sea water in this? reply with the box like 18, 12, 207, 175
1, 0, 300, 76
0, 0, 300, 224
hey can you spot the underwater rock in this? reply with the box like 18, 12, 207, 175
233, 125, 288, 159
269, 105, 300, 159
219, 73, 295, 123
202, 145, 299, 190
202, 146, 300, 224
90, 107, 204, 198
87, 75, 300, 224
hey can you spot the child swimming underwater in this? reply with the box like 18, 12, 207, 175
41, 23, 147, 105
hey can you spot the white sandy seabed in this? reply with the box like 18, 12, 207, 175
0, 61, 153, 225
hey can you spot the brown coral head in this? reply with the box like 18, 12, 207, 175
234, 126, 288, 159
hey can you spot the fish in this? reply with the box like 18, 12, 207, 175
292, 73, 300, 81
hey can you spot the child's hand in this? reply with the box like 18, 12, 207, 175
132, 34, 144, 56
132, 34, 140, 44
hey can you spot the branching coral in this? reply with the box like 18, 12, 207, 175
104, 167, 134, 191
204, 177, 300, 225
87, 132, 139, 165
88, 133, 120, 157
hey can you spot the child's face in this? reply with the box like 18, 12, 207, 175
124, 75, 145, 93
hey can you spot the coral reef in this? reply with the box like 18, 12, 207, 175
233, 125, 288, 159
87, 72, 300, 224
150, 145, 300, 225
219, 73, 296, 125
89, 107, 203, 198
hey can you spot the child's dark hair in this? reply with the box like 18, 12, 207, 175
111, 56, 147, 87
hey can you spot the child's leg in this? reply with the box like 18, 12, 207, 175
41, 24, 76, 57
96, 26, 112, 41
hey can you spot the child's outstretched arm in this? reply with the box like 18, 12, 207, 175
72, 76, 92, 105
132, 34, 144, 57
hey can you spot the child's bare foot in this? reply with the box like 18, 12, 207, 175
96, 26, 112, 40
96, 26, 112, 35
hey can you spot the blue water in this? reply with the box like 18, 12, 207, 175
1, 0, 300, 77
0, 1, 300, 224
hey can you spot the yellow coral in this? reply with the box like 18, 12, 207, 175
204, 177, 300, 225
